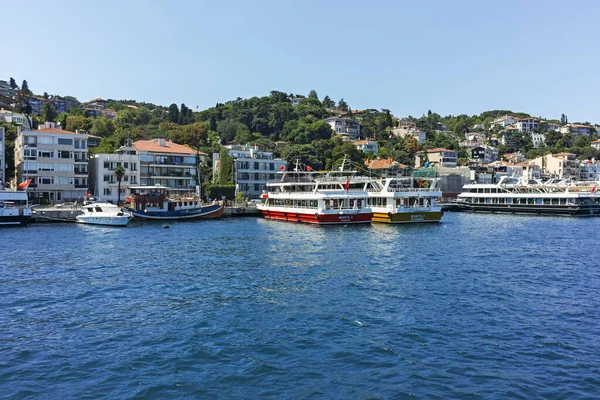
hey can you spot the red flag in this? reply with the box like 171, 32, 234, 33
343, 178, 350, 192
592, 185, 597, 193
17, 179, 31, 191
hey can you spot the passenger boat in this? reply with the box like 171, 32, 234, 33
365, 177, 444, 223
76, 199, 132, 226
455, 176, 600, 216
0, 189, 32, 226
126, 186, 224, 220
257, 167, 373, 225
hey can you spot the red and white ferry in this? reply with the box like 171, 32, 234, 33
257, 164, 373, 225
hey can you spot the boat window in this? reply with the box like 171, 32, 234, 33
95, 207, 103, 212
560, 199, 566, 205
506, 198, 512, 204
543, 199, 551, 205
87, 207, 94, 212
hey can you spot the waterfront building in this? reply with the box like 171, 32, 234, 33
89, 140, 140, 204
364, 158, 411, 178
325, 117, 360, 141
416, 148, 458, 168
579, 160, 600, 181
212, 144, 287, 199
134, 138, 204, 193
14, 122, 89, 203
0, 109, 32, 130
531, 152, 580, 180
354, 139, 378, 155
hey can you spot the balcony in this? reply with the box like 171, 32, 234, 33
75, 184, 88, 188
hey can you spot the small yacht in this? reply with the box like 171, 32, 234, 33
0, 189, 32, 227
76, 200, 132, 226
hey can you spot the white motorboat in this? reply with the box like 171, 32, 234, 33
76, 201, 132, 226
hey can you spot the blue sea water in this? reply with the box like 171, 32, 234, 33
1, 213, 599, 399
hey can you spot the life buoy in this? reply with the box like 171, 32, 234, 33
236, 208, 242, 213
314, 213, 319, 219
388, 212, 392, 218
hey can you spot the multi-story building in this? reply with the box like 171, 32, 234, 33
470, 146, 498, 163
560, 123, 594, 136
14, 122, 89, 203
212, 144, 287, 199
28, 97, 46, 115
416, 148, 458, 168
531, 152, 580, 180
391, 126, 426, 143
545, 122, 561, 132
579, 160, 600, 181
354, 139, 378, 155
0, 109, 32, 130
591, 139, 600, 150
325, 117, 360, 141
89, 141, 140, 204
514, 117, 539, 133
134, 138, 204, 192
364, 158, 410, 178
490, 115, 518, 130
531, 132, 546, 148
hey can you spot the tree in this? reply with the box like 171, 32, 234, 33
9, 77, 17, 90
168, 103, 179, 123
42, 92, 49, 99
21, 80, 31, 95
41, 103, 57, 122
308, 90, 319, 101
337, 98, 349, 111
561, 114, 568, 125
114, 165, 125, 205
322, 95, 335, 108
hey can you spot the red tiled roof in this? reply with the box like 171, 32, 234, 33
364, 158, 407, 169
133, 139, 206, 155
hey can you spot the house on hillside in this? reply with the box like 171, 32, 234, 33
354, 139, 378, 155
364, 158, 411, 178
325, 117, 360, 141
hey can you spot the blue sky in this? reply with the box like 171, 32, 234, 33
2, 0, 598, 122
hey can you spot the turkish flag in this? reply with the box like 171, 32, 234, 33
343, 178, 350, 192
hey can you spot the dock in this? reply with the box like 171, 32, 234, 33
223, 203, 261, 217
32, 207, 83, 222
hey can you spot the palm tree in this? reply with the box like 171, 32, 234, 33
114, 165, 125, 205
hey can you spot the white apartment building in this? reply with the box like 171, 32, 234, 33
0, 109, 32, 130
14, 122, 89, 203
490, 115, 518, 130
354, 139, 378, 155
391, 126, 426, 143
515, 118, 539, 133
325, 117, 360, 141
545, 122, 561, 132
89, 141, 140, 204
531, 152, 580, 180
591, 139, 600, 150
416, 148, 458, 168
134, 138, 204, 192
531, 132, 546, 148
213, 144, 287, 199
579, 161, 600, 181
560, 124, 594, 136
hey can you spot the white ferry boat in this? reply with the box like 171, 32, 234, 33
364, 177, 444, 223
257, 168, 373, 225
0, 189, 32, 227
455, 176, 600, 216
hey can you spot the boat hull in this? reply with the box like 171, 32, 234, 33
76, 216, 131, 226
131, 204, 224, 221
372, 211, 444, 223
0, 215, 30, 226
259, 209, 372, 225
455, 202, 600, 217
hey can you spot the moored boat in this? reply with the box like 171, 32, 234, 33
0, 189, 32, 227
76, 199, 132, 226
257, 167, 373, 225
126, 186, 224, 220
455, 176, 600, 216
365, 177, 444, 223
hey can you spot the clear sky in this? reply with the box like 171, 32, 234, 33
1, 0, 598, 122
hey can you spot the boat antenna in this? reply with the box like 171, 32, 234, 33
339, 154, 347, 172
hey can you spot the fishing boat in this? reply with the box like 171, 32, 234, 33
365, 177, 444, 223
257, 164, 373, 225
0, 189, 32, 226
455, 176, 600, 216
126, 186, 224, 220
76, 199, 132, 226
